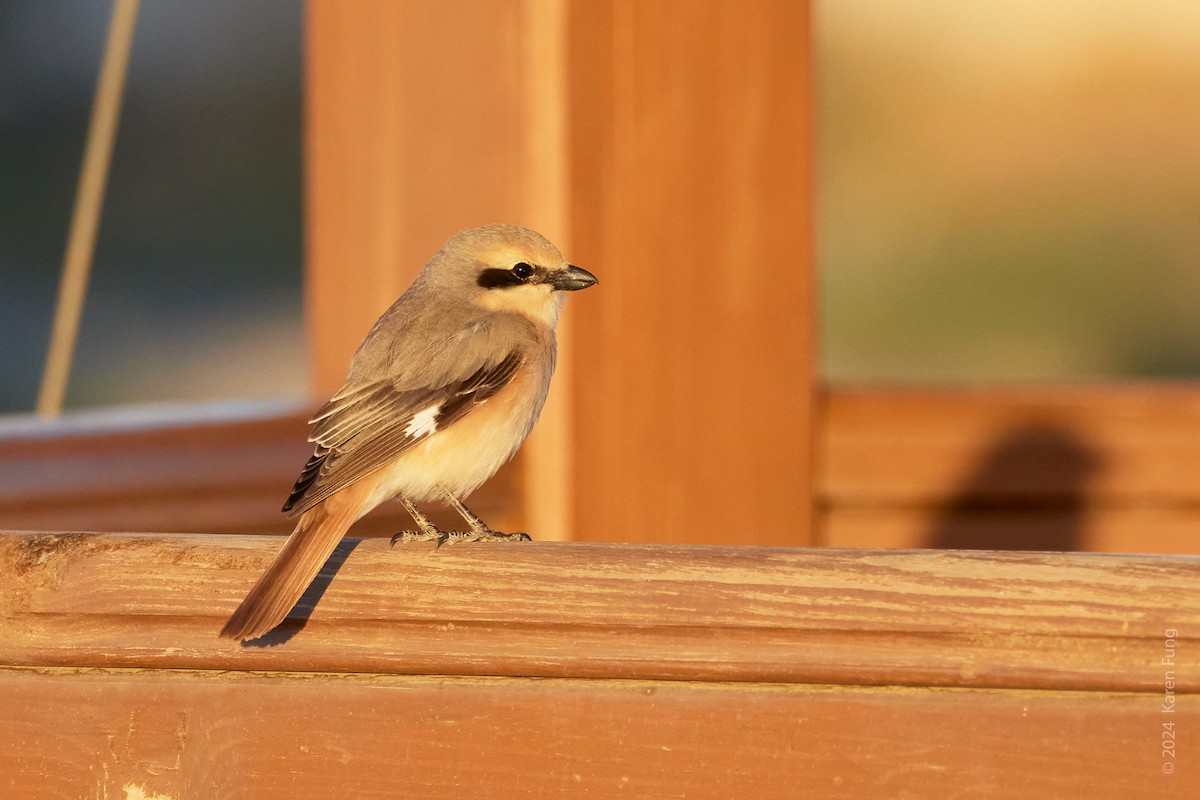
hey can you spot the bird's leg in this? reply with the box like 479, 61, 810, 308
390, 498, 453, 548
441, 488, 532, 543
401, 498, 440, 534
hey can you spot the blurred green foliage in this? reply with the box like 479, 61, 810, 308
817, 0, 1200, 381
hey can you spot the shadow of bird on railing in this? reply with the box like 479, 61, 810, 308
927, 423, 1102, 552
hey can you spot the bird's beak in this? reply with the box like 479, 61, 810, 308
546, 265, 598, 292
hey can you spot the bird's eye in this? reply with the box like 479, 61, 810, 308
511, 262, 533, 279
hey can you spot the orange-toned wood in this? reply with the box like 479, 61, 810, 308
3, 532, 1195, 692
824, 507, 1200, 553
0, 405, 519, 537
304, 1, 816, 545
3, 668, 1191, 799
2, 532, 1196, 796
822, 385, 1200, 503
819, 385, 1200, 552
566, 1, 816, 545
304, 0, 578, 538
305, 0, 571, 391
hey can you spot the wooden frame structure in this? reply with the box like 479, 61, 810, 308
2, 1, 1198, 795
2, 531, 1196, 797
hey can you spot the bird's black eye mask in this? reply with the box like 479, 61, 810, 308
477, 262, 539, 289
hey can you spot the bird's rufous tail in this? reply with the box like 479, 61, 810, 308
220, 489, 365, 641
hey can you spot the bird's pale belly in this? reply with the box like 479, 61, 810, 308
358, 360, 551, 515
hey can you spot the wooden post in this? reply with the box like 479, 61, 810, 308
305, 1, 572, 391
305, 1, 818, 545
304, 0, 575, 536
566, 2, 816, 544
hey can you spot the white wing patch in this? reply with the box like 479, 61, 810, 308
403, 403, 442, 439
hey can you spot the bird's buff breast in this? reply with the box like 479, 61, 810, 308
362, 359, 551, 510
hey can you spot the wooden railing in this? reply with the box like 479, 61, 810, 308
821, 384, 1200, 552
5, 3, 1198, 794
2, 530, 1195, 797
0, 403, 521, 537
5, 389, 1198, 552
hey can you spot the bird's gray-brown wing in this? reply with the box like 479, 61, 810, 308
282, 350, 523, 515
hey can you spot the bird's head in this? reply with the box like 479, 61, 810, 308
426, 224, 597, 328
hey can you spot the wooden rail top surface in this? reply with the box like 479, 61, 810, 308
1, 531, 1195, 692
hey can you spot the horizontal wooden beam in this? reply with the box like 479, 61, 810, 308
823, 506, 1200, 554
820, 385, 1200, 551
4, 531, 1195, 796
2, 531, 1195, 693
0, 403, 520, 537
5, 383, 1200, 551
3, 666, 1186, 799
822, 384, 1200, 504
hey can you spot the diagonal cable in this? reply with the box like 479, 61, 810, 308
36, 0, 141, 418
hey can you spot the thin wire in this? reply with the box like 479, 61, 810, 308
36, 0, 141, 418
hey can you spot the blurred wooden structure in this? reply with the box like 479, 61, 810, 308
300, 0, 1200, 554
824, 386, 1200, 553
2, 1, 1197, 553
0, 402, 519, 539
2, 1, 1200, 795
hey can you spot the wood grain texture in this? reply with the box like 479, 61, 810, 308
2, 667, 1192, 800
1, 532, 1195, 693
565, 0, 816, 545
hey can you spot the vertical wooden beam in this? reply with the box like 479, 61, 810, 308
305, 1, 817, 544
515, 0, 576, 540
566, 1, 816, 544
305, 0, 566, 394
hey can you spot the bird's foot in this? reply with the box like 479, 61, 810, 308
391, 528, 450, 549
389, 528, 531, 549
460, 528, 532, 544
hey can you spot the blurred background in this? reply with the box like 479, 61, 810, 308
818, 1, 1200, 382
1, 0, 1198, 416
0, 1, 305, 412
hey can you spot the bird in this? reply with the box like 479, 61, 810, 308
220, 224, 597, 641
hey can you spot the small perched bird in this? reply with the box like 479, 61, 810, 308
221, 224, 596, 641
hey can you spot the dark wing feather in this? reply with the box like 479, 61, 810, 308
282, 351, 523, 515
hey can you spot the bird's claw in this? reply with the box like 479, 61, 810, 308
389, 529, 447, 547
389, 529, 532, 548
